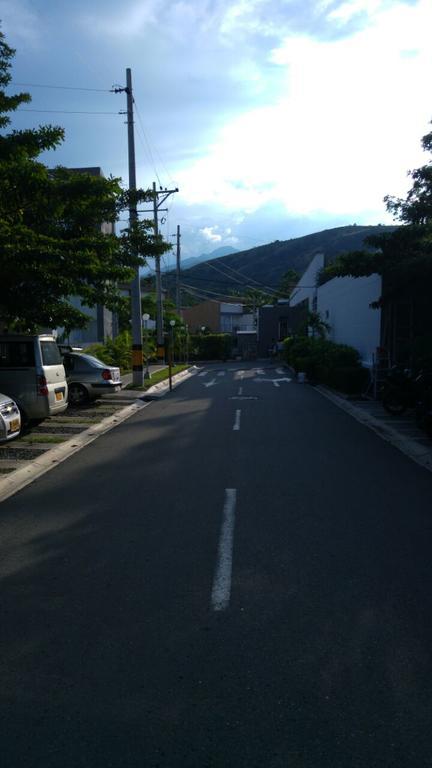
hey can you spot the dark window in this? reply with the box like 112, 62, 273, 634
62, 355, 74, 373
40, 341, 62, 366
0, 341, 35, 367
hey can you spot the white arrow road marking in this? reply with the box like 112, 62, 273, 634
198, 371, 208, 377
253, 377, 292, 386
204, 378, 217, 388
238, 386, 243, 395
211, 489, 237, 611
217, 371, 226, 377
255, 369, 265, 375
276, 367, 285, 375
233, 409, 241, 430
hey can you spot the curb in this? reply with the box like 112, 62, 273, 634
140, 367, 197, 400
315, 385, 432, 474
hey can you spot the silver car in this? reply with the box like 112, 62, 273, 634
0, 392, 21, 442
62, 352, 122, 405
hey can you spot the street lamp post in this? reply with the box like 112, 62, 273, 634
169, 319, 175, 391
142, 313, 151, 380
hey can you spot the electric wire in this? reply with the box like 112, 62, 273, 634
17, 108, 121, 115
11, 81, 112, 92
133, 98, 162, 187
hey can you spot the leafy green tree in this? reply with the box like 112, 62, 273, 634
0, 30, 170, 332
277, 268, 299, 298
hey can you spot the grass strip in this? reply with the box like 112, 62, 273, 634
125, 364, 190, 391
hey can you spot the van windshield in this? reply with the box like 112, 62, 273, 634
40, 341, 62, 366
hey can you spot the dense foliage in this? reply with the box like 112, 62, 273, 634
283, 336, 368, 394
190, 333, 232, 361
0, 31, 169, 332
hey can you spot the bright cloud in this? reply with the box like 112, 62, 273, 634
200, 226, 223, 242
177, 0, 432, 220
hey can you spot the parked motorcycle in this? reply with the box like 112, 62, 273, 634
381, 366, 417, 415
415, 371, 432, 438
381, 367, 432, 437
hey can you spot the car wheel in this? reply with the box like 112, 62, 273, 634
17, 405, 30, 434
68, 383, 89, 406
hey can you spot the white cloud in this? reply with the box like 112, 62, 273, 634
200, 226, 223, 242
80, 0, 162, 38
0, 0, 40, 45
176, 0, 432, 221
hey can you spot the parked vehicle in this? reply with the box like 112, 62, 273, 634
0, 392, 21, 442
0, 334, 68, 425
415, 371, 432, 438
381, 366, 432, 437
381, 367, 418, 415
61, 352, 122, 405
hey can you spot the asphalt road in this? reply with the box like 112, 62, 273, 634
1, 362, 432, 768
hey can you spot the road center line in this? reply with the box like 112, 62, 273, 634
233, 409, 241, 431
211, 489, 237, 612
238, 386, 243, 395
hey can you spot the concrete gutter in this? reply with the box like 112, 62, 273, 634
0, 367, 198, 504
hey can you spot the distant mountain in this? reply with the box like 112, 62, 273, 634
164, 245, 239, 273
165, 225, 396, 301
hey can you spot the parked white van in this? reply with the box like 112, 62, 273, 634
0, 334, 68, 424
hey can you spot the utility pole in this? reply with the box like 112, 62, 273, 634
175, 224, 181, 316
153, 181, 164, 360
124, 69, 143, 387
149, 182, 178, 360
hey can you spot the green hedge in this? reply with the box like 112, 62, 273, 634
190, 333, 232, 361
283, 336, 369, 394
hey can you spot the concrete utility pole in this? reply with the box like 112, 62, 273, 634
175, 224, 181, 316
150, 183, 178, 359
126, 68, 143, 387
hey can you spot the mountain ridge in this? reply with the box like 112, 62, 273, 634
167, 224, 396, 301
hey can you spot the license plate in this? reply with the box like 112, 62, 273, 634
9, 418, 20, 432
55, 391, 64, 401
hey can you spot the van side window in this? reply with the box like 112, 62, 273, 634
40, 341, 62, 366
0, 342, 36, 367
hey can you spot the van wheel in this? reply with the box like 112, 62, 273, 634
68, 383, 89, 406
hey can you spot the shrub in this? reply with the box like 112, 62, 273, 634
282, 335, 366, 393
190, 333, 232, 360
86, 331, 132, 372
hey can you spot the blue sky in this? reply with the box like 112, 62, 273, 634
2, 0, 432, 267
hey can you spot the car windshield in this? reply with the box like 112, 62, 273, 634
40, 341, 63, 366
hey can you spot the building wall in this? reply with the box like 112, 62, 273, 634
317, 274, 382, 367
290, 252, 324, 310
257, 301, 308, 356
181, 300, 220, 332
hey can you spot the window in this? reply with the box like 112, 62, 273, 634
40, 341, 62, 366
0, 342, 35, 367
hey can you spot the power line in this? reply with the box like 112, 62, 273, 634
12, 81, 112, 92
133, 98, 162, 186
133, 97, 178, 188
17, 108, 121, 115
